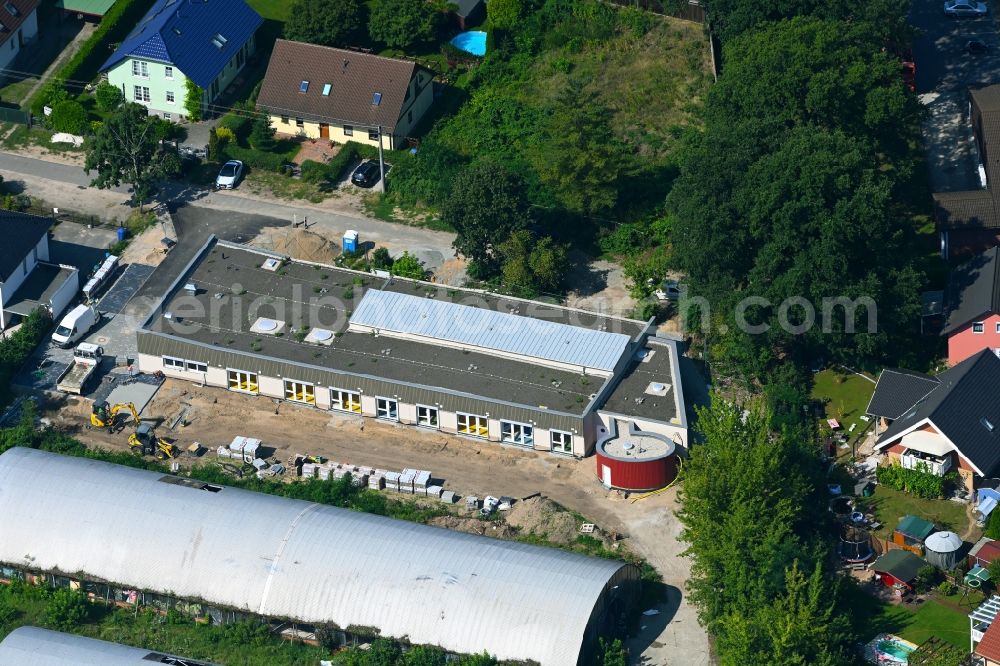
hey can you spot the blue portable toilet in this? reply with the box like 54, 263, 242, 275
343, 230, 359, 253
116, 226, 127, 242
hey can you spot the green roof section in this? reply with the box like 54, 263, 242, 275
873, 549, 927, 583
56, 0, 116, 16
895, 514, 935, 541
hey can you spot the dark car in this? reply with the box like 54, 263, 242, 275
351, 160, 381, 188
966, 39, 990, 54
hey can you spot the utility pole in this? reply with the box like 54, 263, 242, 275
377, 124, 386, 193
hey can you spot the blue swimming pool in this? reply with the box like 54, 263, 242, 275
450, 30, 487, 56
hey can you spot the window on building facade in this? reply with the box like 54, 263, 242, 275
457, 413, 488, 438
974, 322, 985, 334
416, 405, 439, 428
163, 356, 184, 370
376, 397, 398, 421
133, 86, 150, 103
295, 117, 304, 128
331, 389, 361, 413
284, 380, 316, 405
166, 90, 175, 104
132, 60, 149, 77
163, 112, 171, 120
164, 66, 173, 79
280, 115, 289, 124
227, 369, 258, 394
368, 128, 379, 141
343, 125, 353, 136
501, 421, 533, 447
185, 360, 207, 373
550, 430, 574, 454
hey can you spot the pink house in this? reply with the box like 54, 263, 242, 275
944, 246, 1000, 366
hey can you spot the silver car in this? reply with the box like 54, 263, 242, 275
944, 0, 988, 17
215, 160, 243, 189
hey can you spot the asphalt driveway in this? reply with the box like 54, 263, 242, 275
912, 1, 1000, 192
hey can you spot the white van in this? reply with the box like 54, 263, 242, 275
52, 305, 98, 348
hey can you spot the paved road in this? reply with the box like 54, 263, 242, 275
912, 1, 1000, 192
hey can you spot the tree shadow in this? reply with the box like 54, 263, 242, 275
626, 582, 682, 662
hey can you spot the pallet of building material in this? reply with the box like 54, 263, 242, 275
301, 463, 318, 478
368, 474, 385, 490
384, 471, 400, 491
425, 485, 443, 499
398, 470, 415, 494
414, 470, 432, 492
440, 490, 457, 504
318, 464, 332, 481
465, 496, 479, 511
216, 446, 233, 459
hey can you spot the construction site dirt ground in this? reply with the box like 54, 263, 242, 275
43, 378, 710, 665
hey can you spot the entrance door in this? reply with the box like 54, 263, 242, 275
601, 465, 612, 486
319, 123, 330, 139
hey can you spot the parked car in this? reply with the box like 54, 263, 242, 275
215, 160, 244, 189
966, 39, 990, 54
944, 0, 988, 17
351, 160, 382, 188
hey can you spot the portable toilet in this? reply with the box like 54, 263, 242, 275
343, 230, 359, 253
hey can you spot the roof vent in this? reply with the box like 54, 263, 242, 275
645, 381, 670, 397
984, 418, 996, 433
261, 257, 281, 271
299, 80, 309, 93
184, 282, 197, 295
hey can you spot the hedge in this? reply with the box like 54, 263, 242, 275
222, 144, 286, 172
31, 0, 159, 113
875, 462, 956, 499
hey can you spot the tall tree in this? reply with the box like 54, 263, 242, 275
704, 0, 911, 44
497, 230, 569, 296
284, 0, 361, 48
442, 162, 532, 277
368, 0, 444, 50
84, 103, 179, 211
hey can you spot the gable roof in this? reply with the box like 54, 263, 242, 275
872, 549, 926, 583
895, 514, 935, 541
99, 0, 262, 89
875, 350, 1000, 476
0, 0, 39, 47
944, 246, 1000, 333
866, 368, 940, 420
0, 209, 51, 283
980, 617, 1000, 662
256, 40, 422, 131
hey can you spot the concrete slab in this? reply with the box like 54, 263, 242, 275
100, 380, 162, 416
98, 264, 155, 316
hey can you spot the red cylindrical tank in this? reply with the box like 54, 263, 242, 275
595, 434, 678, 492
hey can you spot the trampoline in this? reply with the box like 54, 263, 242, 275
840, 526, 874, 564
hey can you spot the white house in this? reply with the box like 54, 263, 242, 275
0, 211, 78, 329
0, 0, 39, 73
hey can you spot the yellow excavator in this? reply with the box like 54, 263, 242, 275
128, 423, 179, 460
90, 401, 140, 433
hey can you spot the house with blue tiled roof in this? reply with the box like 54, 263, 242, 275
100, 0, 262, 121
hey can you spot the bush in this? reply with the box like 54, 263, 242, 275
215, 126, 236, 145
986, 507, 1000, 540
300, 159, 330, 183
184, 78, 203, 121
875, 462, 953, 499
222, 144, 286, 172
372, 247, 393, 269
31, 80, 68, 119
325, 142, 361, 180
50, 97, 89, 133
248, 114, 276, 152
914, 565, 940, 594
94, 80, 124, 112
936, 581, 957, 596
43, 588, 88, 630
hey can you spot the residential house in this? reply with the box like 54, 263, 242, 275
0, 0, 38, 73
256, 40, 434, 150
100, 0, 262, 121
973, 596, 1000, 659
943, 246, 1000, 365
865, 367, 940, 435
872, 349, 1000, 496
934, 86, 1000, 258
0, 211, 78, 330
977, 618, 1000, 666
452, 0, 485, 29
969, 537, 1000, 570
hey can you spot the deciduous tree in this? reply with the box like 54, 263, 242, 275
368, 0, 444, 50
285, 0, 361, 48
85, 103, 180, 211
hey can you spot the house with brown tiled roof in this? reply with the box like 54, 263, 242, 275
0, 0, 39, 73
934, 85, 1000, 258
256, 39, 435, 151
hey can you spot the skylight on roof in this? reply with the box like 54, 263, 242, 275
322, 83, 331, 96
4, 2, 18, 16
211, 33, 228, 49
985, 418, 996, 433
172, 26, 182, 35
299, 80, 309, 93
372, 92, 382, 106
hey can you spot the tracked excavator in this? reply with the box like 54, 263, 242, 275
128, 423, 179, 460
89, 401, 140, 433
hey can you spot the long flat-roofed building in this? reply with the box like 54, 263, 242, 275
135, 238, 687, 457
0, 626, 218, 666
0, 448, 639, 666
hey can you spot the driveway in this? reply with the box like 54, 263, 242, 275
912, 1, 1000, 191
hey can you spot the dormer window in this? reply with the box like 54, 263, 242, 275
299, 80, 309, 93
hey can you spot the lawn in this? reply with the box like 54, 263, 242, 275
811, 368, 876, 435
842, 580, 970, 650
245, 0, 291, 22
898, 599, 970, 648
858, 484, 972, 541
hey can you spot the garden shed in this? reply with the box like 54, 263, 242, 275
873, 549, 927, 592
893, 514, 936, 555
